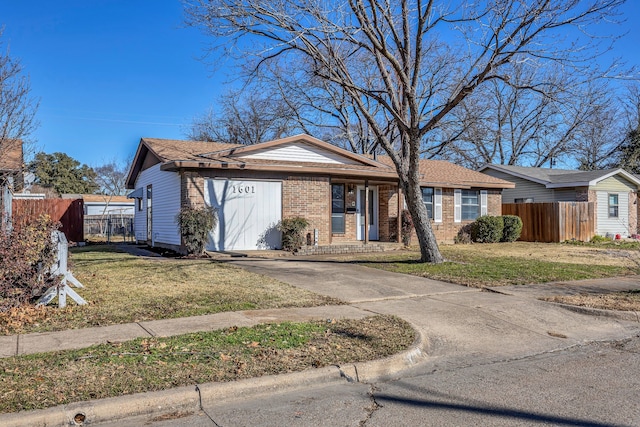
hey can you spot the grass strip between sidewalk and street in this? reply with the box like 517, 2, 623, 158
542, 290, 640, 312
0, 315, 414, 414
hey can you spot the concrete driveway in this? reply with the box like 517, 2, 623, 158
228, 257, 639, 367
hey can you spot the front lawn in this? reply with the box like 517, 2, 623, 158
329, 242, 640, 287
0, 245, 340, 335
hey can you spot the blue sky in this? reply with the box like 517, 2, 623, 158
1, 1, 639, 168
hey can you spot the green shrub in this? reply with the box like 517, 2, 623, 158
501, 215, 523, 242
590, 234, 611, 244
277, 217, 309, 252
454, 223, 474, 244
175, 205, 217, 255
472, 215, 504, 243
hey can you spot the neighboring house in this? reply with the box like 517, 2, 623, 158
479, 164, 640, 237
125, 134, 514, 252
62, 194, 135, 216
0, 139, 23, 226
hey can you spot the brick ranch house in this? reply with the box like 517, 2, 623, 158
125, 134, 514, 252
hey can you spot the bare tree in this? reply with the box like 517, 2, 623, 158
94, 160, 129, 196
444, 64, 586, 168
0, 28, 39, 184
186, 90, 301, 144
185, 0, 630, 263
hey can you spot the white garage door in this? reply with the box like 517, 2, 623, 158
204, 179, 282, 251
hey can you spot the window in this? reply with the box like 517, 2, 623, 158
137, 197, 143, 211
608, 194, 619, 218
331, 184, 345, 233
514, 198, 534, 203
421, 188, 434, 219
461, 190, 479, 221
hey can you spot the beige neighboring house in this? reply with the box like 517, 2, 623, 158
0, 139, 23, 225
125, 134, 514, 253
479, 164, 640, 237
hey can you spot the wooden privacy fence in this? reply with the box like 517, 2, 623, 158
502, 202, 595, 243
12, 198, 84, 242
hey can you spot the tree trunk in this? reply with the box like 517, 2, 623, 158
401, 173, 444, 264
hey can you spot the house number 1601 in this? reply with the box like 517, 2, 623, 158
232, 185, 256, 194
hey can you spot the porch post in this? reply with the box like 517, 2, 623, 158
364, 180, 369, 244
397, 182, 402, 244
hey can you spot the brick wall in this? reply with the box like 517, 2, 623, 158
180, 171, 205, 208
409, 188, 504, 244
282, 176, 331, 245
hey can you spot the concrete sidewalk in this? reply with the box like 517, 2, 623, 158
0, 305, 370, 358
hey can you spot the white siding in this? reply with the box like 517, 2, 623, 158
242, 142, 360, 165
85, 202, 134, 216
205, 179, 282, 251
596, 191, 629, 236
132, 164, 181, 246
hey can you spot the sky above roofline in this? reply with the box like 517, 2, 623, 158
1, 0, 639, 169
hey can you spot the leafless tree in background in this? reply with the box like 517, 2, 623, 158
186, 90, 301, 144
185, 0, 630, 263
94, 160, 129, 196
0, 29, 39, 182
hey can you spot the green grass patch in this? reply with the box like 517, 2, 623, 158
349, 244, 638, 287
0, 245, 341, 335
0, 315, 414, 414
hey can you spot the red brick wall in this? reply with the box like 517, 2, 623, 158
282, 176, 331, 245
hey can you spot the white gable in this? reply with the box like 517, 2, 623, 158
240, 142, 361, 165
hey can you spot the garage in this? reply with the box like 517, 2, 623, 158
204, 178, 282, 251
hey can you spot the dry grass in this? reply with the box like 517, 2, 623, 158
0, 245, 340, 335
0, 315, 414, 414
543, 291, 640, 312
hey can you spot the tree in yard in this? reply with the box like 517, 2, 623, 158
610, 85, 640, 174
185, 0, 630, 263
28, 152, 98, 195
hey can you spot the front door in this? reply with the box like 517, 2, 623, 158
356, 186, 378, 241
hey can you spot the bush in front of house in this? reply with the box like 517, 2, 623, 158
277, 217, 309, 252
472, 215, 504, 243
0, 215, 61, 311
176, 205, 218, 255
501, 215, 523, 242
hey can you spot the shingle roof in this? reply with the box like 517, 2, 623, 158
376, 156, 513, 188
480, 164, 640, 188
141, 138, 242, 162
127, 136, 514, 189
0, 139, 23, 171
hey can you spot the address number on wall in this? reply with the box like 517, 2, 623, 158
231, 185, 256, 194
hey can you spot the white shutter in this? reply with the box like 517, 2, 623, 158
434, 188, 442, 223
454, 189, 461, 223
481, 190, 488, 216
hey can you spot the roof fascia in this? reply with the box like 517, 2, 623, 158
125, 139, 163, 189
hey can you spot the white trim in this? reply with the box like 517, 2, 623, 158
454, 189, 461, 223
480, 190, 488, 216
434, 188, 442, 223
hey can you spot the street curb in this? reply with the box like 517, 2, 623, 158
0, 329, 429, 427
